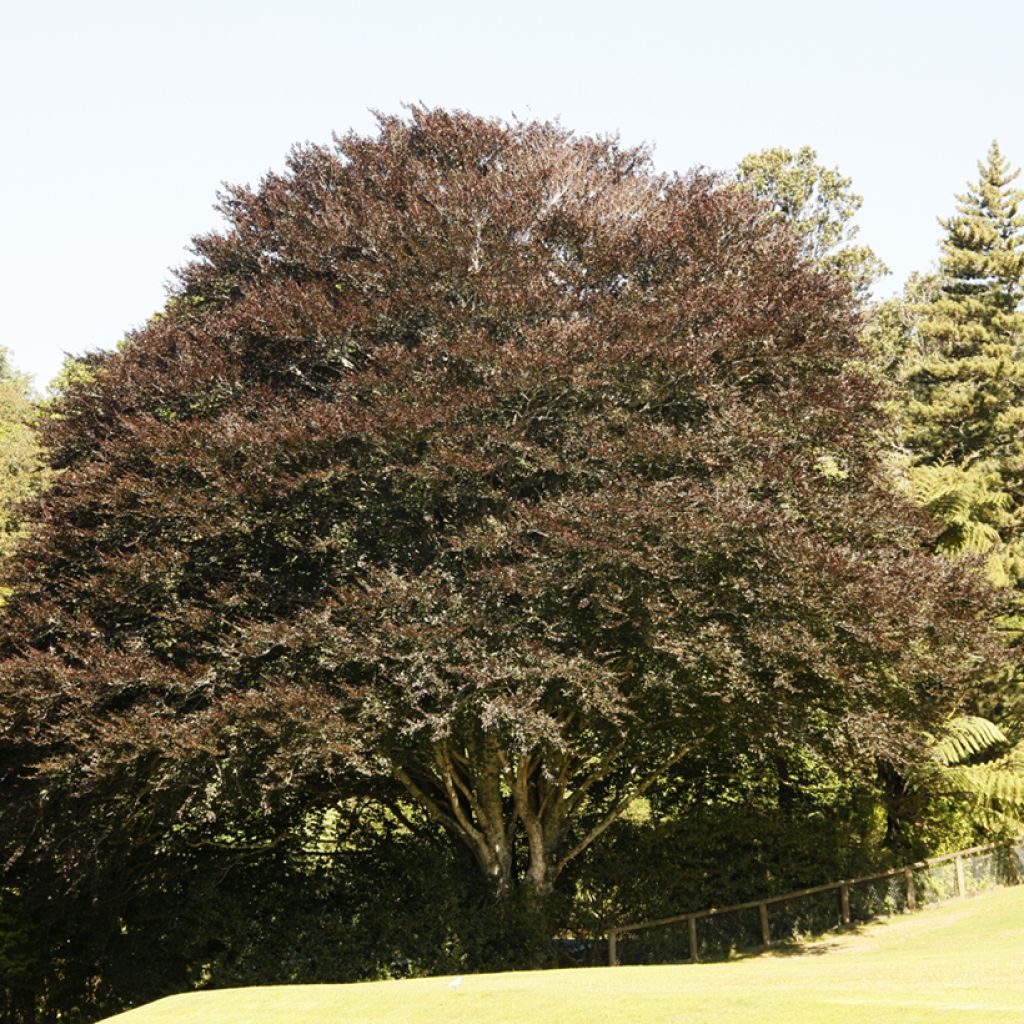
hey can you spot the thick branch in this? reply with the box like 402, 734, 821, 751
479, 735, 514, 848
393, 765, 471, 842
434, 744, 489, 851
436, 743, 486, 825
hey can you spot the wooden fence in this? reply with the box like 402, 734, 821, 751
606, 836, 1024, 966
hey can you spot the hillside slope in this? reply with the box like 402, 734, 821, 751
100, 885, 1024, 1024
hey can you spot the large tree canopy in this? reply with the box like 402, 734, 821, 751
0, 110, 1005, 904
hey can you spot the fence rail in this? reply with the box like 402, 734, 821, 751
606, 836, 1024, 966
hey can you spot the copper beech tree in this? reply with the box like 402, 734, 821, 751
0, 110, 1006, 904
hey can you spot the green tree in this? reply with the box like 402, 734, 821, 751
892, 144, 1024, 734
902, 142, 1024, 479
0, 349, 45, 1022
736, 145, 887, 294
0, 350, 43, 571
903, 460, 1023, 587
0, 111, 1006, 975
926, 715, 1024, 832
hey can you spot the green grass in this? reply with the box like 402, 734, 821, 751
100, 885, 1024, 1024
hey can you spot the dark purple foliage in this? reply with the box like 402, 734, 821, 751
0, 109, 1005, 902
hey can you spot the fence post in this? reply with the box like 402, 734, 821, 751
602, 838, 1023, 969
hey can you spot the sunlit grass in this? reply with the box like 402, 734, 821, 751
100, 884, 1024, 1024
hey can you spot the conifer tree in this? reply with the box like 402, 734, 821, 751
897, 145, 1024, 728
903, 142, 1024, 479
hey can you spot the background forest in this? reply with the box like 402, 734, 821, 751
2, 114, 1024, 1024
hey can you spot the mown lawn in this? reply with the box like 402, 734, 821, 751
100, 884, 1024, 1024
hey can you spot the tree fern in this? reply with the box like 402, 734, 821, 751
906, 462, 1024, 586
925, 715, 1024, 829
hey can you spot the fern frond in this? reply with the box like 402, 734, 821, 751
932, 716, 1009, 766
957, 803, 1024, 833
908, 462, 1018, 576
921, 717, 1024, 831
941, 764, 1024, 807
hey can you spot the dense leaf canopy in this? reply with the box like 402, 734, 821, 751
736, 145, 887, 295
0, 109, 1005, 899
0, 351, 42, 573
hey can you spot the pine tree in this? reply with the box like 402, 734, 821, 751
897, 145, 1024, 728
903, 142, 1024, 477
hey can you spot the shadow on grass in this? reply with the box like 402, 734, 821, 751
710, 921, 879, 962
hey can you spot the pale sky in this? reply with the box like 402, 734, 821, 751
2, 0, 1022, 390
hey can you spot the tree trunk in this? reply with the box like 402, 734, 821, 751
394, 741, 688, 908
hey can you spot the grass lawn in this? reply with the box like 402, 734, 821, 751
99, 884, 1024, 1024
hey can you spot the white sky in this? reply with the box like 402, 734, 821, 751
2, 0, 1023, 390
